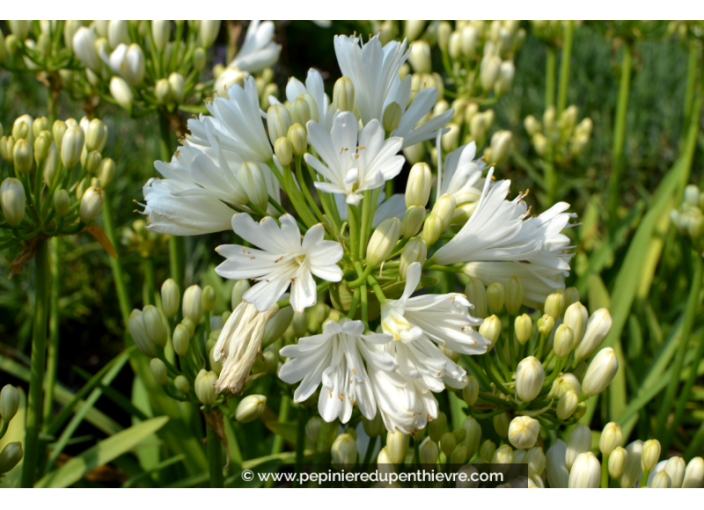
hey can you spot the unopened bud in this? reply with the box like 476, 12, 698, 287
419, 437, 438, 465
682, 457, 704, 488
168, 73, 186, 104
43, 142, 60, 186
195, 369, 218, 405
13, 139, 33, 173
86, 119, 108, 153
405, 162, 432, 208
331, 433, 357, 469
401, 205, 425, 238
524, 115, 542, 136
514, 314, 532, 344
155, 79, 172, 104
183, 285, 204, 324
34, 132, 52, 162
238, 161, 269, 210
333, 77, 355, 113
399, 237, 427, 280
367, 218, 401, 267
557, 390, 578, 420
431, 193, 456, 231
582, 347, 619, 397
508, 416, 540, 449
505, 275, 524, 315
193, 47, 206, 71
537, 314, 555, 336
641, 439, 661, 472
263, 306, 293, 347
79, 186, 104, 223
0, 442, 23, 475
492, 414, 510, 439
553, 324, 574, 359
465, 279, 487, 319
566, 424, 592, 471
97, 157, 116, 188
489, 130, 512, 165
544, 290, 565, 319
267, 104, 292, 145
235, 395, 267, 423
61, 125, 85, 169
274, 137, 293, 167
173, 375, 189, 394
288, 123, 307, 156
0, 385, 19, 422
487, 282, 505, 314
494, 60, 515, 96
574, 309, 612, 363
569, 452, 601, 488
516, 356, 544, 402
479, 314, 501, 347
362, 412, 384, 437
110, 77, 134, 114
306, 416, 322, 445
480, 55, 501, 91
1, 178, 26, 227
152, 20, 171, 51
85, 151, 102, 174
231, 280, 250, 309
149, 358, 168, 385
421, 213, 443, 246
609, 446, 628, 479
172, 324, 190, 356
599, 422, 623, 457
382, 102, 403, 132
480, 440, 497, 463
409, 40, 432, 73
143, 305, 167, 347
428, 411, 447, 442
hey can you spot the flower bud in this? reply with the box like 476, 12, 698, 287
13, 115, 33, 142
552, 324, 574, 359
198, 20, 221, 49
563, 302, 588, 350
171, 375, 189, 395
516, 356, 544, 402
479, 439, 496, 463
428, 411, 447, 442
172, 324, 190, 356
480, 55, 501, 91
291, 96, 313, 127
143, 305, 167, 348
61, 125, 85, 169
0, 136, 15, 163
306, 416, 322, 445
441, 123, 460, 153
524, 115, 541, 136
525, 447, 546, 478
0, 442, 23, 475
85, 119, 108, 153
333, 77, 355, 113
537, 314, 555, 336
682, 457, 704, 488
79, 186, 104, 223
129, 309, 157, 356
0, 384, 19, 422
459, 415, 481, 457
194, 369, 217, 405
399, 237, 427, 280
235, 394, 267, 424
158, 278, 180, 319
465, 279, 487, 319
274, 137, 293, 167
514, 314, 532, 344
649, 470, 670, 488
418, 437, 438, 465
608, 446, 628, 479
93, 157, 114, 188
557, 390, 578, 420
198, 286, 215, 316
546, 440, 569, 488
400, 205, 425, 238
618, 440, 643, 488
421, 213, 443, 246
566, 424, 591, 471
582, 347, 619, 397
549, 373, 582, 399
362, 412, 384, 438
662, 456, 685, 488
387, 429, 410, 464
462, 375, 479, 407
437, 432, 455, 459
52, 120, 67, 150
599, 422, 622, 457
152, 20, 171, 51
493, 412, 509, 438
641, 439, 661, 472
494, 60, 515, 96
192, 47, 207, 71
85, 151, 102, 175
574, 309, 612, 363
41, 143, 59, 188
263, 306, 293, 347
149, 358, 168, 386
431, 193, 456, 231
183, 285, 204, 324
288, 123, 307, 156
238, 161, 269, 211
504, 275, 524, 315
544, 290, 565, 319
479, 314, 501, 347
487, 130, 512, 165
155, 79, 172, 104
403, 142, 426, 165
13, 139, 33, 173
408, 40, 432, 73
167, 73, 185, 104
1, 178, 25, 227
405, 162, 432, 208
569, 452, 601, 488
110, 77, 134, 114
366, 217, 401, 267
267, 104, 292, 146
34, 132, 52, 162
508, 416, 540, 450
378, 102, 403, 134
492, 444, 513, 464
231, 280, 250, 309
487, 282, 505, 314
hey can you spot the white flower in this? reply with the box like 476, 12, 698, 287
215, 213, 343, 313
334, 192, 407, 227
279, 319, 395, 423
304, 111, 404, 205
334, 34, 453, 148
438, 142, 486, 205
230, 20, 280, 73
212, 302, 279, 393
270, 69, 335, 131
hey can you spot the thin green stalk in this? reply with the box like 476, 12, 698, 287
207, 423, 224, 488
142, 257, 156, 306
639, 469, 650, 488
658, 248, 704, 450
348, 204, 360, 261
545, 46, 557, 108
607, 41, 633, 232
21, 239, 50, 487
271, 396, 291, 456
682, 40, 698, 135
601, 452, 610, 488
556, 21, 574, 116
102, 193, 131, 323
508, 315, 516, 369
359, 190, 373, 260
294, 406, 306, 487
295, 156, 327, 228
42, 237, 60, 428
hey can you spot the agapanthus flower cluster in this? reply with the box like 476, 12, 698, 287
138, 30, 611, 440
524, 105, 593, 164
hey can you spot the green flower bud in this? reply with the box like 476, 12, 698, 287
13, 139, 33, 173
682, 456, 704, 488
331, 433, 357, 469
290, 95, 313, 127
152, 20, 171, 51
209, 345, 222, 375
439, 431, 456, 458
431, 193, 456, 231
129, 309, 157, 356
386, 429, 410, 464
399, 237, 427, 280
505, 275, 524, 315
85, 151, 102, 174
172, 324, 190, 356
0, 136, 15, 163
428, 411, 447, 442
332, 76, 355, 113
306, 416, 322, 445
462, 375, 479, 408
421, 213, 443, 246
0, 384, 19, 422
487, 282, 505, 314
400, 205, 425, 238
465, 278, 487, 319
193, 47, 206, 71
495, 60, 515, 96
402, 142, 426, 165
516, 356, 544, 402
405, 162, 432, 208
609, 446, 628, 479
173, 375, 189, 394
641, 439, 661, 472
52, 120, 67, 150
537, 314, 555, 336
574, 308, 612, 364
165, 72, 184, 104
235, 394, 267, 423
382, 102, 403, 132
274, 137, 293, 167
514, 314, 532, 344
155, 78, 172, 104
238, 161, 269, 211
366, 217, 401, 267
195, 369, 218, 405
43, 142, 60, 186
461, 416, 482, 457
267, 104, 292, 146
566, 424, 591, 471
160, 278, 180, 318
110, 76, 134, 114
231, 280, 250, 309
292, 310, 308, 337
12, 115, 32, 142
492, 412, 509, 438
419, 437, 438, 465
663, 456, 686, 488
563, 301, 588, 351
198, 20, 221, 49
553, 324, 574, 359
150, 358, 168, 386
1, 178, 26, 227
479, 314, 501, 347
438, 22, 452, 51
599, 422, 623, 457
143, 305, 167, 347
34, 132, 52, 162
508, 416, 540, 449
361, 412, 384, 438
79, 186, 104, 223
451, 445, 468, 464
183, 285, 203, 324
480, 440, 496, 463
564, 287, 580, 310
557, 390, 578, 420
526, 446, 546, 478
86, 119, 108, 153
60, 125, 85, 169
263, 306, 294, 347
441, 123, 460, 152
288, 123, 307, 156
0, 442, 23, 475
492, 444, 513, 464
582, 347, 619, 397
544, 290, 565, 319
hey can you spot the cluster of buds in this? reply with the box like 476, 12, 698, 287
530, 20, 567, 45
69, 20, 220, 119
0, 115, 115, 269
0, 385, 23, 478
670, 184, 704, 240
524, 106, 592, 164
121, 218, 168, 258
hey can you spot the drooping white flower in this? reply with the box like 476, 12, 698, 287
230, 20, 281, 73
334, 34, 453, 148
215, 213, 343, 313
334, 192, 407, 227
279, 319, 395, 423
304, 111, 404, 205
212, 302, 279, 394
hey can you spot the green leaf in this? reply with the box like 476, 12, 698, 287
35, 417, 169, 488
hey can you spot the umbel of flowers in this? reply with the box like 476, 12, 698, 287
136, 30, 620, 446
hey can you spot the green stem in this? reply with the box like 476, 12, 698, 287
556, 21, 574, 116
545, 46, 557, 108
102, 193, 132, 324
142, 257, 156, 306
271, 396, 291, 456
359, 190, 373, 260
206, 422, 224, 488
659, 248, 704, 450
295, 156, 327, 228
607, 41, 632, 232
682, 40, 698, 137
601, 452, 610, 488
639, 469, 650, 488
21, 239, 50, 488
348, 204, 360, 261
43, 237, 60, 428
294, 406, 306, 487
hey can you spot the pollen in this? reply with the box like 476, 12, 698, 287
352, 368, 357, 374
274, 256, 284, 263
338, 393, 344, 401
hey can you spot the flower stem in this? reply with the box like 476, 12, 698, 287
21, 239, 50, 488
601, 452, 610, 488
607, 41, 632, 232
294, 406, 306, 487
639, 469, 650, 488
359, 190, 373, 260
102, 192, 132, 323
545, 46, 557, 108
556, 21, 574, 116
206, 422, 224, 488
348, 204, 360, 261
42, 237, 60, 428
295, 156, 328, 228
